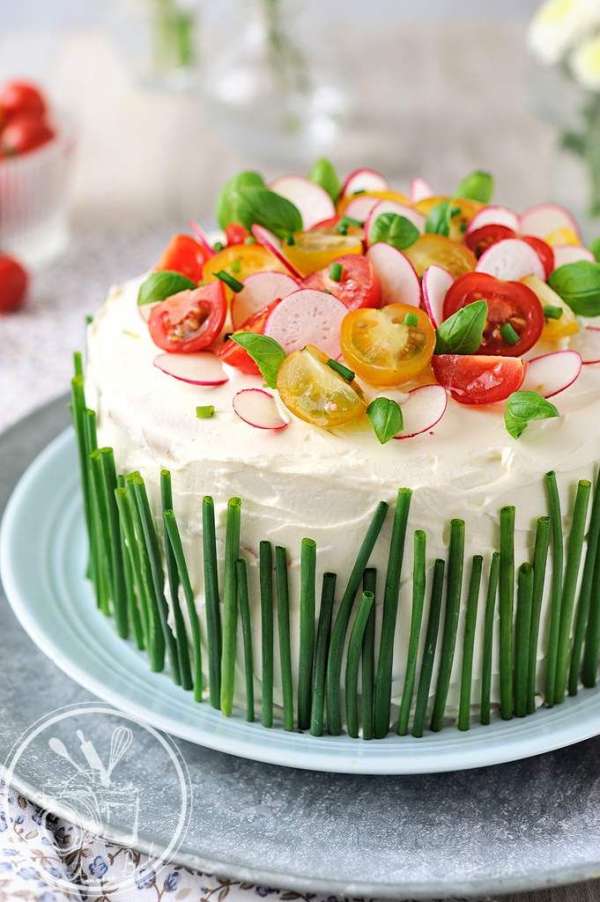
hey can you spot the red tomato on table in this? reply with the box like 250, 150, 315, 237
443, 272, 544, 357
432, 355, 525, 405
0, 81, 46, 121
302, 255, 381, 310
156, 234, 210, 283
149, 284, 226, 353
216, 300, 280, 375
0, 254, 28, 313
0, 114, 54, 156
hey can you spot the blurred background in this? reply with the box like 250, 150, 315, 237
2, 0, 600, 424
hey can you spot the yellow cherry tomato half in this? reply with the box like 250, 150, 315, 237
337, 189, 410, 217
414, 195, 482, 241
276, 344, 366, 427
543, 226, 581, 247
403, 234, 477, 279
521, 274, 579, 342
340, 303, 436, 387
284, 230, 362, 277
203, 244, 287, 299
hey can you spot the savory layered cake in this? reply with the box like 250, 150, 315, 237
73, 161, 600, 739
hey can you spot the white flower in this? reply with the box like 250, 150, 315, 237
571, 31, 600, 87
528, 0, 600, 66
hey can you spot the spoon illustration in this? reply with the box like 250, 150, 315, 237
48, 737, 85, 774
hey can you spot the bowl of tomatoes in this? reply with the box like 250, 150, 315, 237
0, 80, 75, 266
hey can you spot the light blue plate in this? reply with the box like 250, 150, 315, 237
3, 427, 600, 775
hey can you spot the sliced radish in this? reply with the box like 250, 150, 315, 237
189, 220, 216, 258
343, 194, 381, 223
232, 271, 299, 329
410, 177, 434, 203
552, 245, 595, 271
251, 225, 302, 279
476, 239, 546, 281
232, 388, 289, 431
366, 200, 425, 246
519, 203, 581, 241
367, 243, 421, 307
153, 352, 228, 386
341, 167, 388, 197
394, 385, 448, 440
522, 350, 582, 398
466, 205, 520, 234
264, 288, 347, 358
270, 175, 335, 230
422, 265, 453, 327
570, 326, 600, 365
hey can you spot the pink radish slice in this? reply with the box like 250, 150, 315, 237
422, 265, 453, 327
264, 288, 347, 358
232, 271, 299, 329
522, 350, 582, 398
570, 327, 600, 365
466, 205, 520, 234
251, 225, 302, 278
519, 203, 581, 241
153, 353, 228, 386
343, 194, 381, 222
189, 220, 216, 258
270, 176, 335, 230
367, 243, 421, 307
476, 239, 546, 281
232, 388, 289, 431
394, 385, 448, 440
366, 200, 425, 245
341, 167, 388, 197
410, 177, 434, 202
552, 245, 595, 270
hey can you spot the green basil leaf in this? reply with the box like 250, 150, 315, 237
233, 186, 303, 239
425, 200, 459, 237
232, 332, 286, 389
370, 212, 420, 250
456, 170, 494, 204
548, 260, 600, 316
309, 157, 341, 203
216, 171, 265, 229
367, 397, 404, 444
504, 390, 559, 439
589, 237, 600, 263
435, 300, 487, 354
137, 271, 196, 307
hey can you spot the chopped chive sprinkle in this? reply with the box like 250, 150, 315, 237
329, 262, 343, 282
244, 235, 256, 245
213, 240, 224, 251
404, 312, 419, 327
230, 257, 242, 275
501, 322, 520, 345
352, 189, 366, 196
327, 358, 355, 382
215, 270, 244, 293
336, 215, 362, 234
85, 314, 94, 325
543, 304, 563, 320
196, 405, 215, 419
286, 234, 295, 246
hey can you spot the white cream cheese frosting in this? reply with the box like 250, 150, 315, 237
86, 275, 600, 716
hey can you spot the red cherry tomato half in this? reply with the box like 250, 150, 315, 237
464, 224, 515, 257
0, 81, 46, 121
156, 234, 208, 282
0, 114, 54, 156
216, 300, 280, 375
443, 271, 544, 357
522, 235, 554, 279
432, 354, 525, 405
302, 254, 381, 311
149, 283, 226, 353
224, 223, 250, 246
0, 254, 28, 313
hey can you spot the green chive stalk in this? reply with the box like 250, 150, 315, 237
554, 479, 591, 703
345, 591, 375, 738
361, 568, 377, 740
527, 517, 550, 714
412, 559, 445, 738
84, 409, 110, 613
236, 558, 255, 722
89, 449, 114, 618
220, 498, 242, 716
582, 545, 600, 687
310, 572, 336, 737
202, 497, 222, 709
115, 485, 151, 647
544, 471, 564, 706
114, 484, 145, 651
431, 520, 465, 732
570, 472, 600, 695
70, 375, 93, 575
259, 540, 274, 727
480, 552, 499, 725
514, 562, 534, 717
160, 470, 193, 692
499, 506, 515, 720
98, 448, 128, 638
298, 538, 317, 730
458, 555, 483, 731
275, 545, 294, 731
327, 501, 389, 735
397, 530, 427, 736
